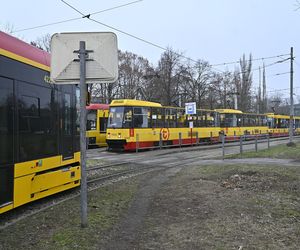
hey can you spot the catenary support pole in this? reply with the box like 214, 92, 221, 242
79, 41, 88, 228
289, 47, 294, 144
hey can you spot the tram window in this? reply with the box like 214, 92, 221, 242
220, 114, 225, 127
108, 107, 124, 128
0, 78, 13, 165
197, 111, 206, 127
207, 112, 216, 127
87, 110, 97, 130
177, 110, 185, 128
18, 81, 58, 161
221, 114, 237, 127
268, 118, 274, 128
236, 115, 242, 127
166, 108, 177, 128
152, 108, 164, 128
123, 107, 132, 128
133, 107, 149, 128
64, 93, 72, 135
100, 117, 108, 132
20, 95, 40, 117
75, 87, 80, 133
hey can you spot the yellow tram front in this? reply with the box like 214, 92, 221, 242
106, 99, 162, 150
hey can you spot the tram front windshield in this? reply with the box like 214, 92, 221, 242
108, 107, 124, 128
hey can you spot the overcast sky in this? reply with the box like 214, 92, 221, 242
2, 0, 300, 99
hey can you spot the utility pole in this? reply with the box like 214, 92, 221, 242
79, 41, 88, 227
289, 47, 294, 144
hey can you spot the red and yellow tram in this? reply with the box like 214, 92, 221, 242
106, 99, 220, 151
0, 31, 80, 214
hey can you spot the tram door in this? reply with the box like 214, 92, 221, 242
61, 90, 74, 160
0, 77, 14, 207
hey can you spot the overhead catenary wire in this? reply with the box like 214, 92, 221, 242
210, 53, 290, 67
58, 0, 225, 73
11, 0, 291, 76
11, 0, 143, 33
61, 0, 291, 75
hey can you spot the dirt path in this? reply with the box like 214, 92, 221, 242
103, 167, 182, 250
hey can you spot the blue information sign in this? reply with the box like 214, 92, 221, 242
185, 102, 196, 115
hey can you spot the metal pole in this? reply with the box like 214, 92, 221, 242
159, 132, 162, 149
136, 133, 139, 153
240, 135, 243, 154
289, 47, 294, 143
267, 133, 270, 149
179, 132, 182, 148
222, 134, 225, 160
255, 135, 258, 152
79, 41, 88, 228
196, 131, 199, 145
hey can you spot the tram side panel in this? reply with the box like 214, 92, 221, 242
0, 50, 80, 214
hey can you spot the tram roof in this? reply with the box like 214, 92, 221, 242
267, 114, 290, 119
86, 103, 109, 110
215, 109, 243, 114
0, 31, 50, 71
110, 99, 162, 107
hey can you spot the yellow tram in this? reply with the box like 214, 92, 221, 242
86, 103, 109, 147
216, 109, 269, 139
106, 99, 220, 151
266, 113, 300, 136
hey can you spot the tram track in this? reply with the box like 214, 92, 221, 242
0, 160, 173, 230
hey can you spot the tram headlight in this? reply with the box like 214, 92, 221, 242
118, 133, 121, 138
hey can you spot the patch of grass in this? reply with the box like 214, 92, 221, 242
0, 178, 140, 250
227, 143, 300, 159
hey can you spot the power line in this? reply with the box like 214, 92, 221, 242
11, 17, 82, 33
235, 57, 290, 76
11, 0, 291, 76
211, 53, 290, 67
61, 0, 85, 16
267, 86, 300, 93
59, 0, 225, 72
11, 0, 143, 33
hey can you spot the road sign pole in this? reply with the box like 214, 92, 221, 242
79, 41, 88, 228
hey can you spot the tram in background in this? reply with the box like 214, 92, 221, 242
0, 31, 80, 214
216, 109, 269, 140
86, 103, 109, 147
266, 113, 300, 136
106, 99, 220, 151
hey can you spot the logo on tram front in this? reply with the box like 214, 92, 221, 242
160, 128, 170, 140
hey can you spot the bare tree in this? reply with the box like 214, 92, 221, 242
0, 22, 15, 33
235, 54, 253, 112
156, 48, 184, 106
183, 60, 211, 108
30, 33, 51, 52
